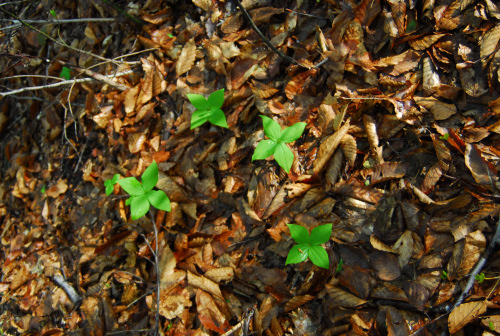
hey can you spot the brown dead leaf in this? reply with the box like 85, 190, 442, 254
196, 289, 229, 333
46, 179, 68, 198
414, 96, 456, 120
284, 295, 315, 313
176, 38, 196, 76
465, 143, 499, 188
92, 106, 114, 128
187, 271, 223, 300
449, 301, 487, 334
370, 251, 401, 281
326, 284, 368, 308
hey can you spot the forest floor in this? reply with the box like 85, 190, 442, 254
1, 0, 500, 335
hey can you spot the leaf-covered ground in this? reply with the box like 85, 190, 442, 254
1, 0, 500, 335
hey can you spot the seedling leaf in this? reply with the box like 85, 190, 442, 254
208, 108, 229, 128
104, 174, 120, 196
141, 161, 158, 191
308, 245, 329, 269
274, 143, 294, 173
261, 116, 281, 142
130, 194, 150, 220
309, 223, 332, 245
279, 122, 307, 143
191, 110, 211, 129
117, 177, 144, 196
207, 88, 224, 109
147, 189, 171, 212
287, 224, 310, 244
186, 93, 209, 110
286, 244, 309, 264
252, 140, 278, 161
59, 66, 71, 80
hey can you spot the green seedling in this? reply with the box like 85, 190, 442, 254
286, 223, 332, 269
41, 185, 46, 194
475, 272, 486, 283
252, 116, 306, 173
439, 133, 449, 140
187, 89, 228, 129
50, 10, 57, 18
115, 161, 171, 220
336, 257, 344, 274
104, 174, 121, 196
59, 66, 72, 80
441, 270, 449, 280
489, 320, 495, 331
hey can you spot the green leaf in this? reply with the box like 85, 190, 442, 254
287, 224, 310, 244
475, 272, 485, 283
261, 116, 281, 142
441, 270, 448, 280
141, 161, 158, 191
167, 33, 174, 38
207, 89, 224, 109
274, 143, 294, 173
190, 109, 211, 129
104, 174, 121, 196
252, 140, 277, 161
125, 195, 134, 206
41, 185, 46, 194
59, 66, 71, 80
439, 133, 449, 140
130, 194, 150, 220
50, 10, 57, 18
308, 245, 329, 269
186, 93, 209, 110
336, 258, 344, 274
285, 244, 309, 265
489, 320, 495, 331
279, 122, 306, 143
309, 224, 332, 245
117, 177, 144, 196
208, 108, 228, 128
147, 189, 171, 212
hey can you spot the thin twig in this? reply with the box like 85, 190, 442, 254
0, 70, 135, 97
449, 216, 500, 310
410, 216, 500, 335
0, 17, 116, 24
0, 7, 122, 65
232, 0, 309, 69
149, 211, 161, 336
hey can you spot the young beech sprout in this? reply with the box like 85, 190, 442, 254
107, 161, 171, 220
286, 223, 332, 269
187, 89, 228, 129
252, 115, 306, 173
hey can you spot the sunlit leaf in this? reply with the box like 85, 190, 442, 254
117, 177, 144, 196
287, 224, 310, 244
279, 122, 306, 143
208, 108, 228, 128
206, 89, 224, 109
190, 109, 211, 129
147, 189, 171, 212
274, 142, 294, 173
187, 93, 209, 110
141, 161, 158, 191
309, 224, 332, 245
59, 66, 71, 80
286, 244, 309, 264
308, 245, 329, 269
130, 194, 150, 220
261, 115, 281, 142
252, 140, 277, 161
